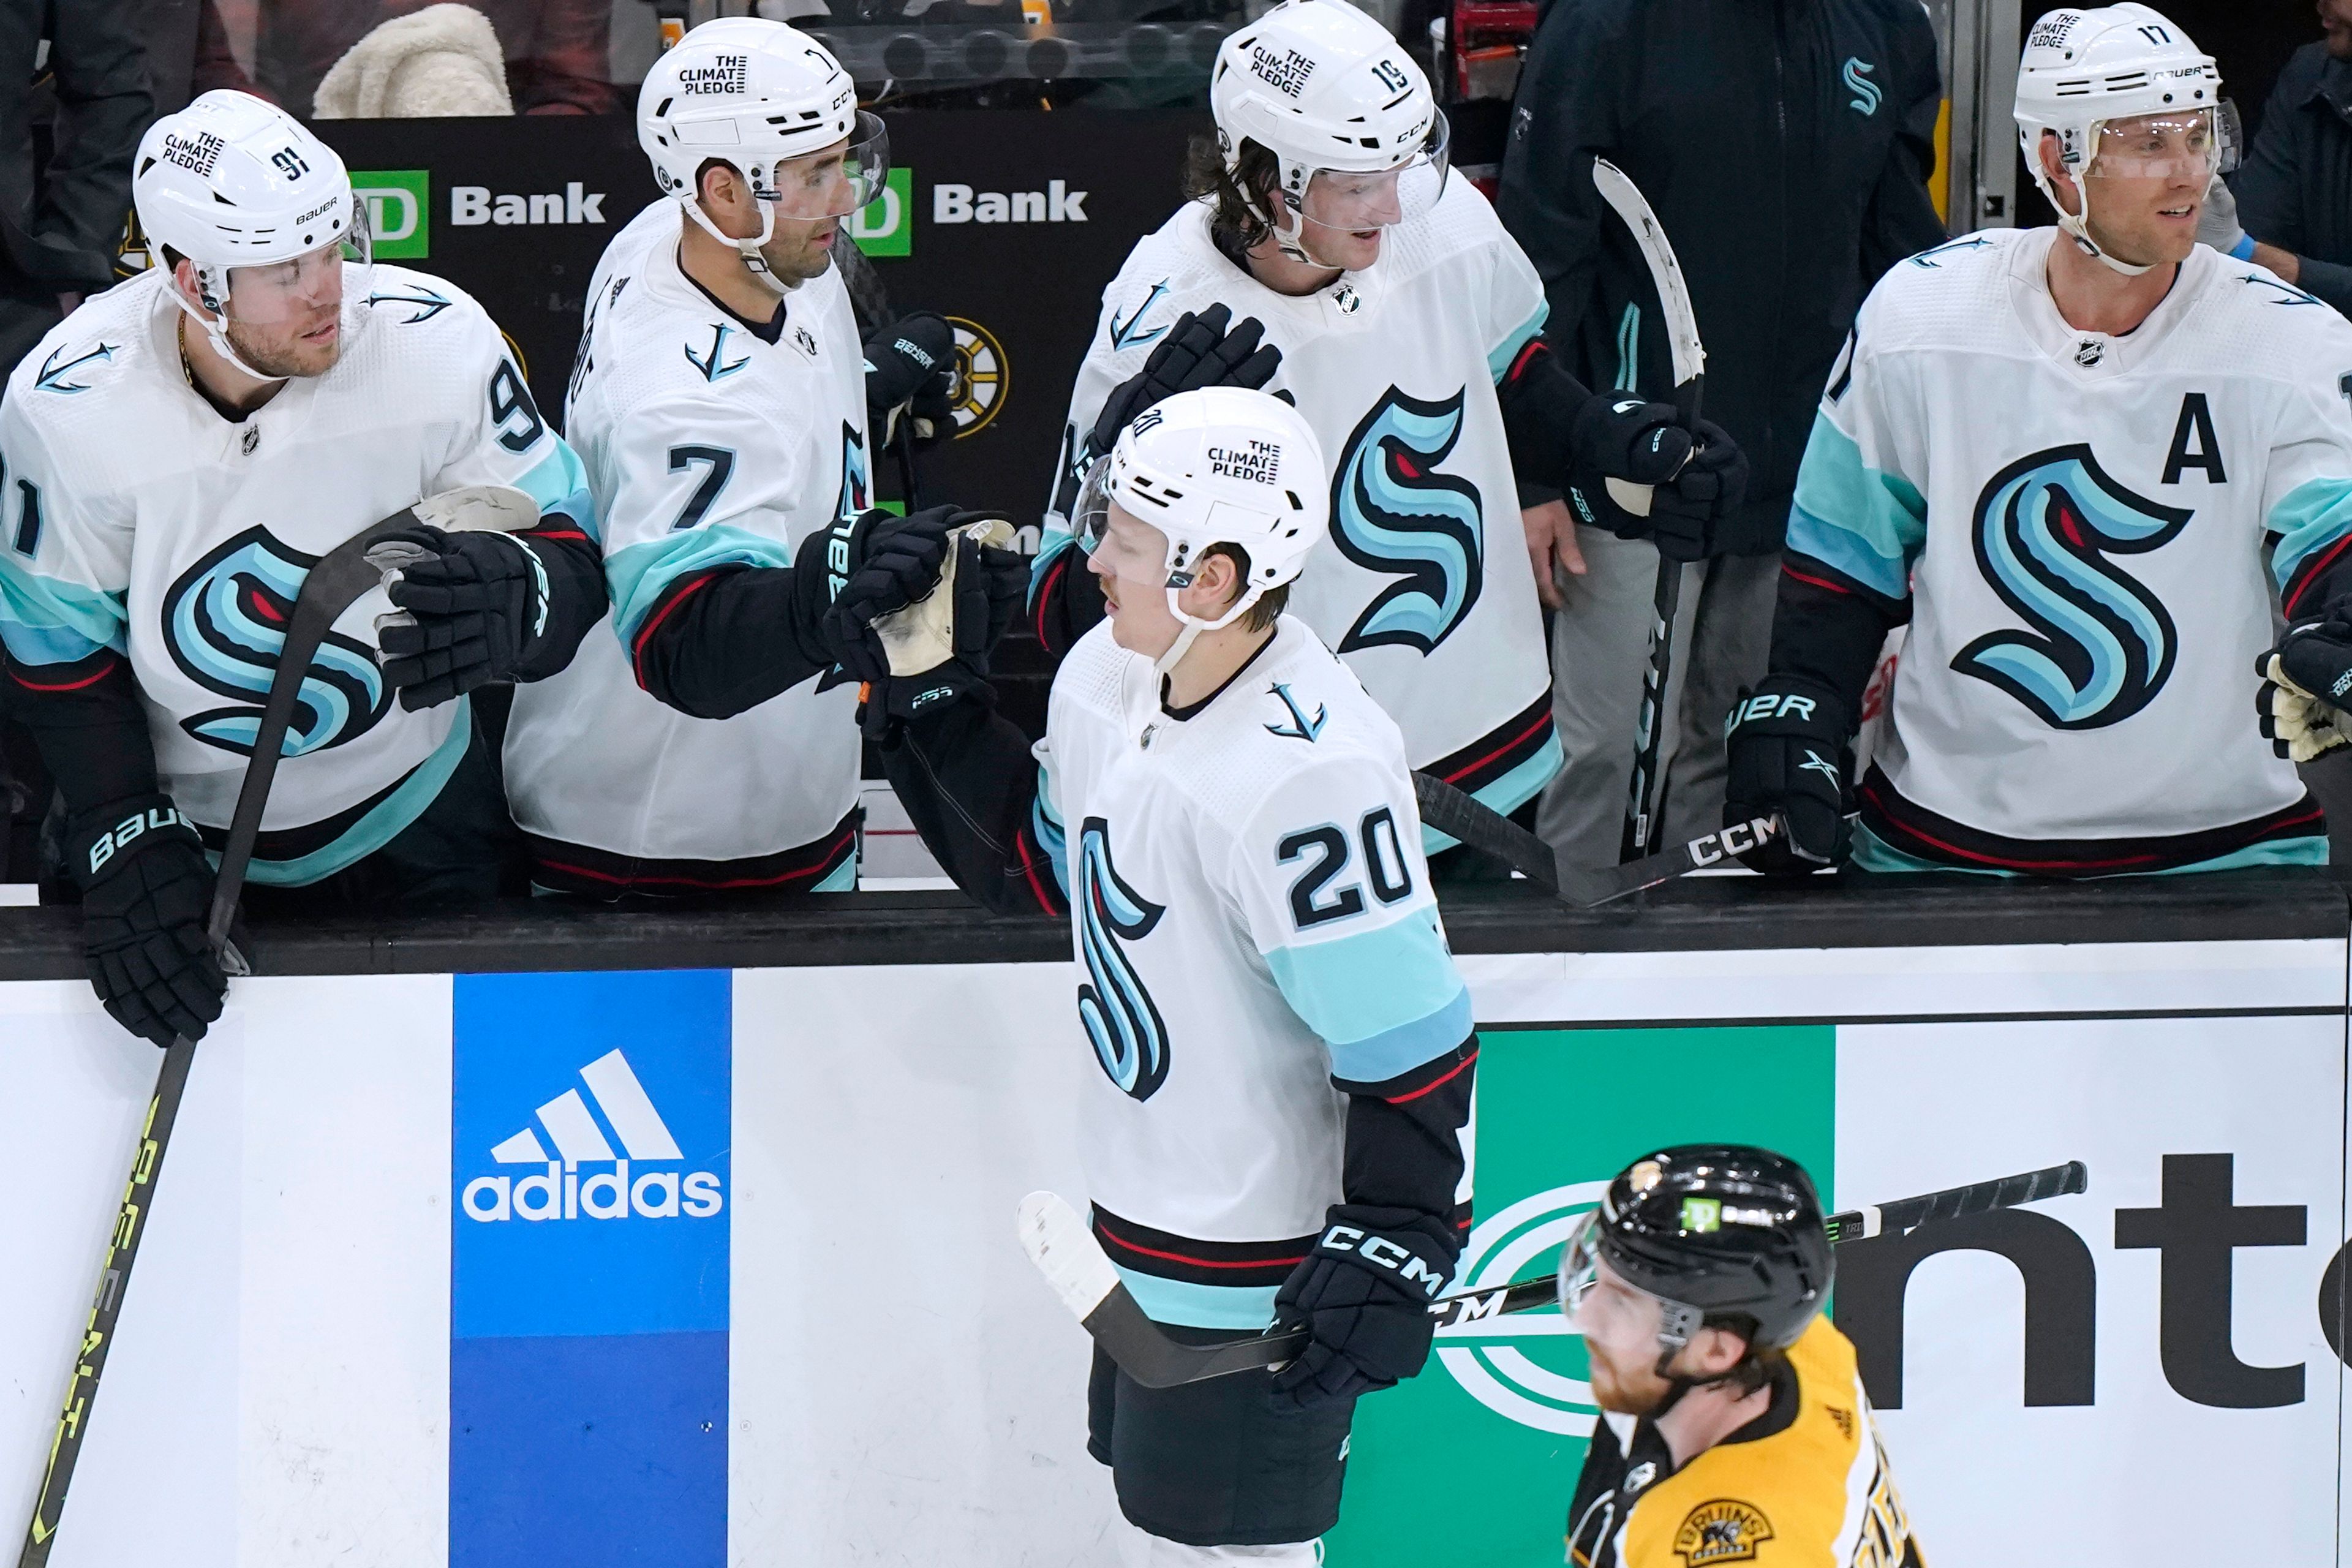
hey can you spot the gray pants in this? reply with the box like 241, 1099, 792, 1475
1537, 526, 1782, 872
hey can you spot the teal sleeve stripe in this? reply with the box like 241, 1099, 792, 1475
1487, 300, 1550, 382
1031, 778, 1069, 895
1265, 910, 1471, 1072
0, 562, 126, 658
1786, 412, 1924, 601
1031, 522, 1077, 596
2267, 475, 2352, 591
515, 440, 601, 545
1114, 1266, 1280, 1331
1329, 982, 1474, 1085
0, 617, 110, 665
606, 523, 796, 644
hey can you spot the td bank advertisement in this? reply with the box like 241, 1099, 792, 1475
1, 940, 2343, 1565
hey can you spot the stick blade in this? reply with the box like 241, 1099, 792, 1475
1017, 1190, 1119, 1324
413, 483, 540, 535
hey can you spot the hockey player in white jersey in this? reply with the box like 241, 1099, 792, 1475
1026, 0, 1747, 861
501, 18, 1000, 895
0, 91, 603, 1046
1726, 4, 2352, 877
865, 388, 1476, 1562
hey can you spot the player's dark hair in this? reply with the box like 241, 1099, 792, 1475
1203, 542, 1287, 633
1702, 1311, 1783, 1396
1182, 133, 1281, 253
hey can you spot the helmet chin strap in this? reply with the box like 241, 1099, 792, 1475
683, 186, 794, 298
170, 271, 289, 386
1151, 574, 1264, 682
2043, 160, 2157, 278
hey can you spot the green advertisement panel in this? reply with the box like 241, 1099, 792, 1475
350, 168, 431, 259
850, 167, 915, 258
1326, 1024, 1836, 1566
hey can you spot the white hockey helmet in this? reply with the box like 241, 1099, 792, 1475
2014, 5, 2238, 274
1077, 386, 1329, 671
638, 17, 888, 293
1210, 0, 1448, 263
132, 90, 371, 380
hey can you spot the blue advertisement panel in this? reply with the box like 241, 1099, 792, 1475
449, 970, 732, 1568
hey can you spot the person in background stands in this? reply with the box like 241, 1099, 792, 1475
1498, 0, 1946, 872
2203, 0, 2352, 321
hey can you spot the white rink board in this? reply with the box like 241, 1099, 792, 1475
0, 937, 2342, 1565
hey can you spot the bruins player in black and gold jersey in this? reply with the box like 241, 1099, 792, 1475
1561, 1146, 1921, 1568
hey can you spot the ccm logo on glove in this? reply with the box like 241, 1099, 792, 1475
86, 805, 195, 876
1316, 1223, 1450, 1297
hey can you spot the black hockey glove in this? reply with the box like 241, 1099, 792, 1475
812, 505, 968, 662
2259, 614, 2352, 763
1089, 303, 1280, 458
377, 526, 551, 710
1269, 1206, 1458, 1414
850, 530, 1027, 740
1722, 675, 1853, 876
69, 794, 228, 1047
1564, 398, 1747, 560
864, 312, 957, 450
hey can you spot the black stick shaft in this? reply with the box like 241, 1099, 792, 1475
1619, 558, 1683, 861
17, 552, 353, 1566
15, 1042, 192, 1567
1823, 1160, 2089, 1245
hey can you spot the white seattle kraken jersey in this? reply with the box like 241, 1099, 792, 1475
502, 200, 869, 876
1035, 617, 1474, 1328
1043, 182, 1561, 840
0, 263, 592, 884
1791, 228, 2352, 867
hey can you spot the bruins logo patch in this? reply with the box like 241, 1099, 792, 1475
1674, 1500, 1774, 1566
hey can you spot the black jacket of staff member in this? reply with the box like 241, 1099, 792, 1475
2234, 42, 2352, 322
1498, 0, 1946, 554
0, 0, 151, 373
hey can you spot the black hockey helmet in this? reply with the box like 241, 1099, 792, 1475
1559, 1144, 1833, 1357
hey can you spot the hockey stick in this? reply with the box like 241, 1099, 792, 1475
1020, 1161, 2088, 1390
1592, 159, 1706, 862
1411, 769, 1780, 908
17, 484, 537, 1568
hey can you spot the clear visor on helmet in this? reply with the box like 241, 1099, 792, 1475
218, 198, 372, 326
756, 111, 892, 220
1072, 456, 1172, 587
2086, 101, 2242, 182
1557, 1212, 1683, 1358
1295, 110, 1450, 236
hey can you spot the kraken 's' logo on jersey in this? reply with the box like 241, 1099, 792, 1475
1952, 445, 2192, 729
1330, 386, 1483, 656
163, 527, 392, 757
1075, 817, 1170, 1101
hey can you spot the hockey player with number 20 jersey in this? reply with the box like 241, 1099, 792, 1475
866, 388, 1474, 1562
1029, 0, 1747, 860
1727, 5, 2352, 878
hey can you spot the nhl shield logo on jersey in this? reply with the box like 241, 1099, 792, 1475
1329, 385, 1483, 657
163, 527, 393, 758
1672, 1500, 1774, 1566
1075, 818, 1172, 1101
1953, 443, 2192, 729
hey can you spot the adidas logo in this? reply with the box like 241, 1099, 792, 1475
460, 1048, 722, 1224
